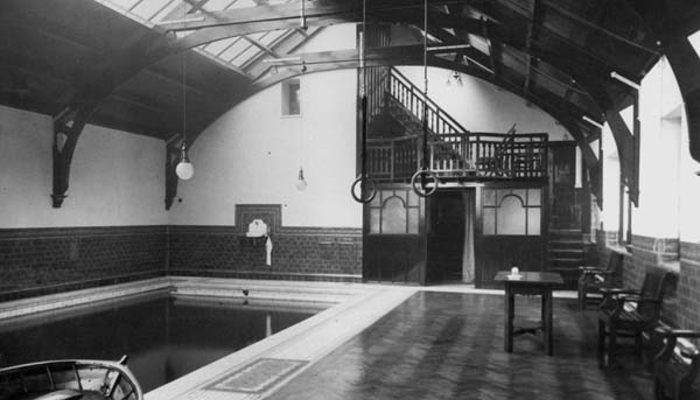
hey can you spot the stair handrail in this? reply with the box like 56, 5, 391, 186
387, 67, 468, 135
364, 66, 392, 124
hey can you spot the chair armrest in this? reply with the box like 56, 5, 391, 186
655, 327, 700, 339
618, 296, 663, 307
680, 347, 700, 359
653, 327, 700, 361
600, 288, 639, 296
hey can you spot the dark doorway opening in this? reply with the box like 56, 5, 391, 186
426, 191, 467, 284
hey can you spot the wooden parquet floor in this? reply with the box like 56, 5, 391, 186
267, 291, 655, 400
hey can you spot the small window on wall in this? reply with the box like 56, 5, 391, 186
482, 188, 541, 236
369, 189, 421, 235
281, 78, 301, 116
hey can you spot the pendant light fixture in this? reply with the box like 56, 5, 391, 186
176, 141, 194, 180
296, 64, 307, 191
176, 7, 194, 181
295, 167, 307, 191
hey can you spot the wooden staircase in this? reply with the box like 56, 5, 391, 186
366, 67, 548, 183
547, 229, 586, 290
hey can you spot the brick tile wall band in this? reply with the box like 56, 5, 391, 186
168, 225, 362, 280
1, 223, 695, 333
0, 225, 362, 302
594, 230, 700, 331
0, 226, 168, 302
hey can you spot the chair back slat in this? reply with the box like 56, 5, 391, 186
637, 269, 673, 319
605, 252, 624, 274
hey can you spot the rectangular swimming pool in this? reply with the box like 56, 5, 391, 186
0, 293, 320, 392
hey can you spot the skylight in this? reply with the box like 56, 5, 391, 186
688, 30, 700, 59
93, 0, 309, 79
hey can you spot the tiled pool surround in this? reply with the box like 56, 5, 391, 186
0, 278, 576, 400
0, 277, 409, 399
145, 282, 416, 400
0, 277, 361, 321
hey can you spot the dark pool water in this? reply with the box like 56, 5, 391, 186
0, 294, 318, 392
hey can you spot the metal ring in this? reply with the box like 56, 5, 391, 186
411, 169, 438, 198
350, 175, 377, 204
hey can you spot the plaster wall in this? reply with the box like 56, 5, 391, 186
0, 105, 167, 228
600, 123, 622, 234
170, 24, 361, 228
169, 68, 361, 228
634, 58, 683, 239
396, 66, 573, 141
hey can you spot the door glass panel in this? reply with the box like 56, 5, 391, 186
370, 209, 381, 233
483, 189, 497, 206
381, 196, 407, 234
497, 195, 526, 235
527, 208, 541, 235
528, 188, 541, 206
408, 209, 419, 234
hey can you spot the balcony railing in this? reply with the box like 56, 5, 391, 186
367, 132, 548, 182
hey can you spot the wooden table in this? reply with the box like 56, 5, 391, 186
494, 271, 564, 355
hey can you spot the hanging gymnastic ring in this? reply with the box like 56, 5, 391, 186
411, 169, 438, 198
351, 175, 377, 204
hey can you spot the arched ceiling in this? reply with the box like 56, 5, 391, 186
1, 0, 700, 144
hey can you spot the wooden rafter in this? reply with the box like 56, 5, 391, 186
247, 28, 323, 80
241, 35, 281, 59
410, 16, 604, 202
541, 0, 658, 57
523, 0, 542, 97
158, 2, 355, 31
51, 104, 94, 208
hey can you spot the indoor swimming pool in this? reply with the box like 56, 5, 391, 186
0, 292, 320, 392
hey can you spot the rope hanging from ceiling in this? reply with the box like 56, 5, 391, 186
351, 0, 377, 204
410, 0, 438, 198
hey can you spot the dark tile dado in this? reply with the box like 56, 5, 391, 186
680, 241, 700, 331
0, 226, 168, 301
168, 225, 362, 280
0, 221, 362, 302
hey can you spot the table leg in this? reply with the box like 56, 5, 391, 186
543, 290, 553, 355
504, 285, 514, 352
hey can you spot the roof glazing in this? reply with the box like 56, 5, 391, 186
95, 0, 306, 78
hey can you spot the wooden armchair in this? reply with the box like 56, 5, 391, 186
653, 326, 700, 400
597, 268, 674, 365
578, 252, 624, 310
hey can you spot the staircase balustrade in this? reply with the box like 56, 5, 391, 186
367, 133, 548, 182
364, 67, 549, 182
387, 68, 467, 137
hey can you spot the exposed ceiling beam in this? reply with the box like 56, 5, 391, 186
541, 0, 659, 56
241, 35, 282, 58
523, 0, 542, 97
158, 0, 465, 49
162, 0, 211, 22
158, 2, 357, 31
483, 22, 502, 81
247, 28, 323, 79
186, 0, 211, 14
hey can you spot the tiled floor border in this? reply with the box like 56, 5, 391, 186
0, 277, 579, 400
